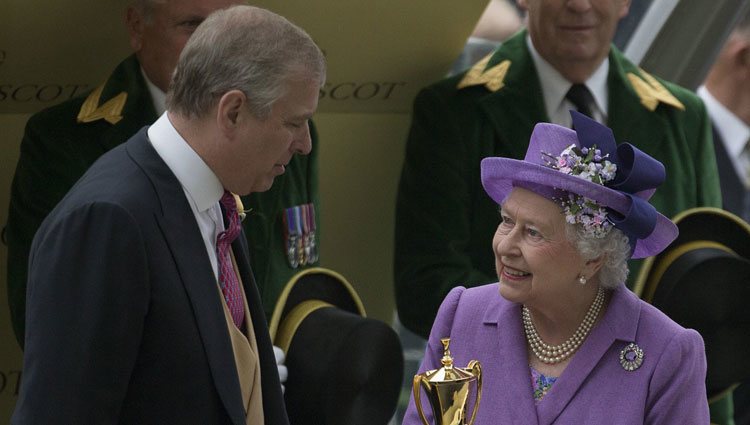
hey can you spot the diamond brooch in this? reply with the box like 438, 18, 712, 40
619, 342, 644, 371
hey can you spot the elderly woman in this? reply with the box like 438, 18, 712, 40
404, 112, 709, 424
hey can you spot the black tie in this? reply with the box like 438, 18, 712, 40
566, 84, 595, 118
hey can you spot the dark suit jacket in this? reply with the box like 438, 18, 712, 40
712, 127, 750, 222
6, 55, 320, 348
394, 29, 722, 339
11, 129, 288, 425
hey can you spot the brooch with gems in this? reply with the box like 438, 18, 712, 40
619, 343, 644, 371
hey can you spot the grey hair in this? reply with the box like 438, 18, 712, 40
565, 222, 631, 289
166, 5, 326, 119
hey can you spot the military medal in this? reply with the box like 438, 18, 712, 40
304, 203, 318, 264
284, 203, 318, 268
300, 204, 311, 265
294, 206, 306, 266
284, 206, 301, 268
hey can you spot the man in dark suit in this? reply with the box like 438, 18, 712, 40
698, 12, 750, 424
698, 14, 750, 223
11, 5, 325, 424
5, 0, 322, 350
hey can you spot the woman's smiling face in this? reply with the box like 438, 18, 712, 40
493, 187, 587, 308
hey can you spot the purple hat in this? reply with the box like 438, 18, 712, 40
481, 111, 678, 259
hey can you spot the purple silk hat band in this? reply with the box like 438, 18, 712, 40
481, 111, 678, 259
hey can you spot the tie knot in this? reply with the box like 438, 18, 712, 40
219, 190, 241, 244
220, 190, 238, 216
216, 190, 245, 328
566, 84, 595, 118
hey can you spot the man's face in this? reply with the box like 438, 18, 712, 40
127, 0, 242, 92
225, 78, 321, 195
518, 0, 630, 74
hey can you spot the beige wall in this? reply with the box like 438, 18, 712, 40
1, 114, 26, 422
315, 112, 412, 321
1, 0, 485, 114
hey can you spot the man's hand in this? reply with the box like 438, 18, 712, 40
273, 345, 288, 394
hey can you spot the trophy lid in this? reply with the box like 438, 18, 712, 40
423, 338, 477, 384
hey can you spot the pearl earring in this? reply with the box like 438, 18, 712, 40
578, 275, 587, 285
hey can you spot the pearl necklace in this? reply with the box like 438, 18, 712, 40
522, 286, 605, 364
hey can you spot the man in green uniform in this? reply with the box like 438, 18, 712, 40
395, 0, 725, 420
5, 0, 321, 349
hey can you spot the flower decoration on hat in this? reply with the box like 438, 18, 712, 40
480, 111, 679, 258
542, 144, 618, 238
540, 111, 670, 252
565, 112, 668, 251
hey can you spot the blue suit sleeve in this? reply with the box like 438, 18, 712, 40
13, 202, 150, 424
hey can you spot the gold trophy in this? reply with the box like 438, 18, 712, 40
412, 338, 482, 425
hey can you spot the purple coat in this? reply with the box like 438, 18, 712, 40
404, 284, 709, 424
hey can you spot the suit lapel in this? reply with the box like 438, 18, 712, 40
479, 86, 547, 160
126, 132, 247, 425
98, 55, 159, 153
607, 50, 667, 158
476, 32, 552, 160
483, 298, 539, 424
535, 287, 640, 424
711, 127, 745, 215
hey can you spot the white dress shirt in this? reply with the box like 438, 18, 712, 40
141, 68, 167, 115
527, 35, 609, 127
698, 85, 750, 185
148, 112, 225, 280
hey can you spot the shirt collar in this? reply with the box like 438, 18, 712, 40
526, 35, 609, 126
141, 67, 167, 115
698, 85, 750, 158
147, 112, 223, 212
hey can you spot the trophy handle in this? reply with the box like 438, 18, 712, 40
412, 375, 431, 425
467, 360, 482, 425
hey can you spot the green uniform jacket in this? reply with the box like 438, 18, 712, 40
5, 55, 320, 347
394, 30, 721, 339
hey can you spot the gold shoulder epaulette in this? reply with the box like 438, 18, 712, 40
627, 69, 684, 111
76, 84, 128, 125
457, 53, 511, 92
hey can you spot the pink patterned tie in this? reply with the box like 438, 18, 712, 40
217, 190, 244, 328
